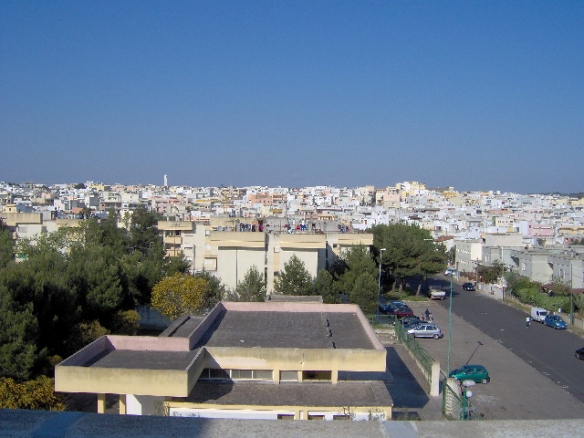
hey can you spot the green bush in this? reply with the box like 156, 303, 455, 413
509, 277, 569, 312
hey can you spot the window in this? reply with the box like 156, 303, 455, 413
280, 371, 298, 382
302, 371, 331, 381
201, 368, 272, 382
208, 369, 229, 380
277, 414, 294, 420
231, 369, 252, 380
253, 370, 273, 380
203, 258, 217, 271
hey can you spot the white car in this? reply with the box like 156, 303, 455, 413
408, 323, 444, 339
444, 268, 456, 275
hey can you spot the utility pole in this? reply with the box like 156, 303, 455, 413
447, 270, 454, 375
475, 258, 479, 284
378, 248, 386, 304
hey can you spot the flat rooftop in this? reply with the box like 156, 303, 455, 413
170, 381, 393, 408
56, 302, 385, 397
194, 309, 375, 349
86, 349, 201, 371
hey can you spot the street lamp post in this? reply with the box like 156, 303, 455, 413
447, 269, 454, 376
570, 268, 574, 325
378, 248, 386, 303
571, 291, 574, 325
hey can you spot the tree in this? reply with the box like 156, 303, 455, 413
0, 228, 14, 268
0, 290, 40, 381
0, 376, 65, 411
274, 255, 314, 295
314, 269, 339, 304
334, 246, 377, 312
370, 224, 447, 295
1, 252, 79, 363
66, 245, 130, 327
235, 266, 266, 302
111, 310, 140, 335
349, 272, 378, 314
16, 228, 74, 259
127, 206, 163, 253
193, 271, 227, 310
547, 277, 571, 296
151, 273, 208, 320
478, 260, 506, 284
65, 320, 109, 357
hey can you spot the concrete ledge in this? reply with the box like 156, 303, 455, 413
3, 409, 584, 437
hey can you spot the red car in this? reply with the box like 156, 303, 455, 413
386, 305, 414, 318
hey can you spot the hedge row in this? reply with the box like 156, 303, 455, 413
509, 279, 570, 312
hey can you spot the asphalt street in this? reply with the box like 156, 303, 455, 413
406, 297, 584, 420
427, 275, 584, 404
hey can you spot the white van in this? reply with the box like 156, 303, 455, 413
531, 307, 549, 323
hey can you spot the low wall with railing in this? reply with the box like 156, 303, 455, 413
394, 321, 440, 396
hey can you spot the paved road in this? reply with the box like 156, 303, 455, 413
406, 298, 584, 420
426, 275, 584, 404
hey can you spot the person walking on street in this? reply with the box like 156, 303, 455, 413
425, 308, 430, 321
526, 316, 531, 327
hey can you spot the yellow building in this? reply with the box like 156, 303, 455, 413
56, 301, 392, 421
157, 221, 373, 294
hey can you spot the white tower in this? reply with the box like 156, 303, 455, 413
164, 174, 168, 187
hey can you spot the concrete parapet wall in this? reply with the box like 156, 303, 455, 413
108, 335, 189, 352
188, 303, 226, 349
58, 336, 113, 367
205, 347, 386, 372
56, 365, 190, 397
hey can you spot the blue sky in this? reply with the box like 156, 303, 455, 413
1, 1, 583, 194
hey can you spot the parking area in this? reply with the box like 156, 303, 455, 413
405, 301, 584, 420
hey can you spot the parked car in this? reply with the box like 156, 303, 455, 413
462, 282, 475, 291
444, 268, 456, 276
531, 307, 549, 324
400, 316, 423, 329
575, 347, 584, 360
544, 314, 567, 330
429, 286, 446, 300
407, 323, 443, 339
449, 365, 490, 384
388, 300, 407, 308
379, 303, 391, 313
387, 306, 414, 318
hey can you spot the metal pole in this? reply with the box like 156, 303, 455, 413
447, 270, 453, 376
570, 269, 575, 325
571, 290, 574, 325
378, 248, 386, 303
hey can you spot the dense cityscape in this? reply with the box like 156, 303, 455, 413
2, 0, 584, 435
1, 178, 583, 436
